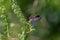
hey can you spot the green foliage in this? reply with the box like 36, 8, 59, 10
0, 0, 60, 40
0, 0, 33, 40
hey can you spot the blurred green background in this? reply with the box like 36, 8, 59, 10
0, 0, 60, 40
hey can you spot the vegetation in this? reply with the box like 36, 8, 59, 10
0, 0, 60, 40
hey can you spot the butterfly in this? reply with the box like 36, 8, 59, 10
29, 15, 41, 25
